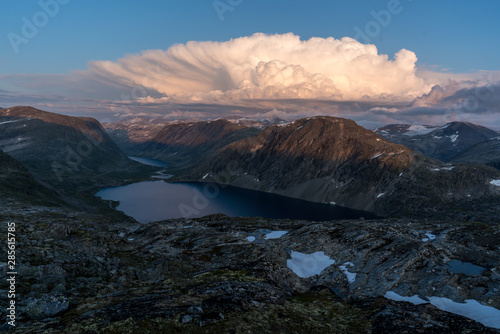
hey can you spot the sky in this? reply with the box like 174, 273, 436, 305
1, 0, 500, 129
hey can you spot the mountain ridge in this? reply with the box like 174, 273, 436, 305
177, 116, 500, 218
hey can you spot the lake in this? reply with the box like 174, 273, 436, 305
96, 180, 378, 223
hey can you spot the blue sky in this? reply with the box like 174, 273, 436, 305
2, 0, 500, 74
1, 0, 500, 128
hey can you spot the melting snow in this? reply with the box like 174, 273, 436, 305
339, 262, 357, 283
490, 180, 500, 186
377, 193, 385, 198
385, 291, 500, 329
403, 125, 437, 136
287, 251, 335, 278
371, 154, 383, 159
422, 233, 436, 242
0, 120, 22, 126
384, 291, 427, 305
265, 231, 288, 239
202, 173, 209, 180
449, 134, 459, 142
247, 236, 256, 242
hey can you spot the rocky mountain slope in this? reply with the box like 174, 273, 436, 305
103, 117, 170, 153
180, 116, 500, 218
139, 119, 260, 168
0, 149, 62, 206
451, 136, 500, 170
2, 208, 499, 333
0, 107, 155, 197
375, 122, 499, 162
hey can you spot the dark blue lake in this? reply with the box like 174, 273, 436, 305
96, 180, 378, 223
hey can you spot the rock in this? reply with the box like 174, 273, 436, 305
25, 295, 69, 320
181, 314, 193, 324
187, 306, 203, 315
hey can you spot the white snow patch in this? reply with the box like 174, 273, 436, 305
384, 291, 427, 305
490, 180, 500, 186
265, 231, 288, 239
329, 202, 336, 205
287, 251, 335, 278
0, 120, 22, 126
128, 238, 134, 241
202, 173, 209, 180
428, 297, 500, 329
422, 233, 436, 242
247, 236, 256, 242
399, 173, 403, 177
377, 193, 385, 198
404, 125, 437, 136
385, 292, 500, 329
449, 134, 459, 142
371, 153, 383, 160
339, 262, 357, 283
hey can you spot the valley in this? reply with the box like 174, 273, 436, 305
0, 106, 499, 332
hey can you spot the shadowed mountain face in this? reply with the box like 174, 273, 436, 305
0, 106, 154, 195
138, 119, 260, 168
451, 137, 500, 170
0, 149, 62, 206
375, 122, 499, 162
179, 116, 500, 218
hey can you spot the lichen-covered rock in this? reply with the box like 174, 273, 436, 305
25, 295, 69, 320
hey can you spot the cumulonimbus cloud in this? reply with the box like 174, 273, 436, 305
87, 33, 436, 103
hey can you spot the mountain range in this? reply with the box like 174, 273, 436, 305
0, 106, 155, 208
1, 106, 500, 332
176, 116, 500, 219
374, 121, 500, 162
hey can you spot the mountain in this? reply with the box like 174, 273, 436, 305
375, 122, 499, 161
179, 116, 500, 218
0, 106, 155, 195
10, 213, 500, 333
139, 119, 260, 168
451, 136, 500, 170
103, 116, 170, 153
0, 149, 63, 206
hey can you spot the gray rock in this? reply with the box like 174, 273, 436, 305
25, 295, 69, 320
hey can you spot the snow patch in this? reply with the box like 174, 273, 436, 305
339, 262, 357, 283
422, 233, 436, 242
247, 236, 256, 242
265, 231, 288, 239
329, 201, 336, 205
377, 193, 385, 198
0, 120, 23, 126
403, 125, 437, 136
371, 153, 383, 160
384, 291, 427, 305
449, 133, 459, 143
202, 173, 209, 180
490, 180, 500, 186
385, 292, 500, 329
287, 251, 335, 278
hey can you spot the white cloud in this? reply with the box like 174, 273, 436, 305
88, 33, 435, 103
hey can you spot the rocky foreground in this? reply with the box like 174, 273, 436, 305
1, 202, 499, 333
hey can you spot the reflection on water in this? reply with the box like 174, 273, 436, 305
445, 259, 486, 276
96, 181, 378, 223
